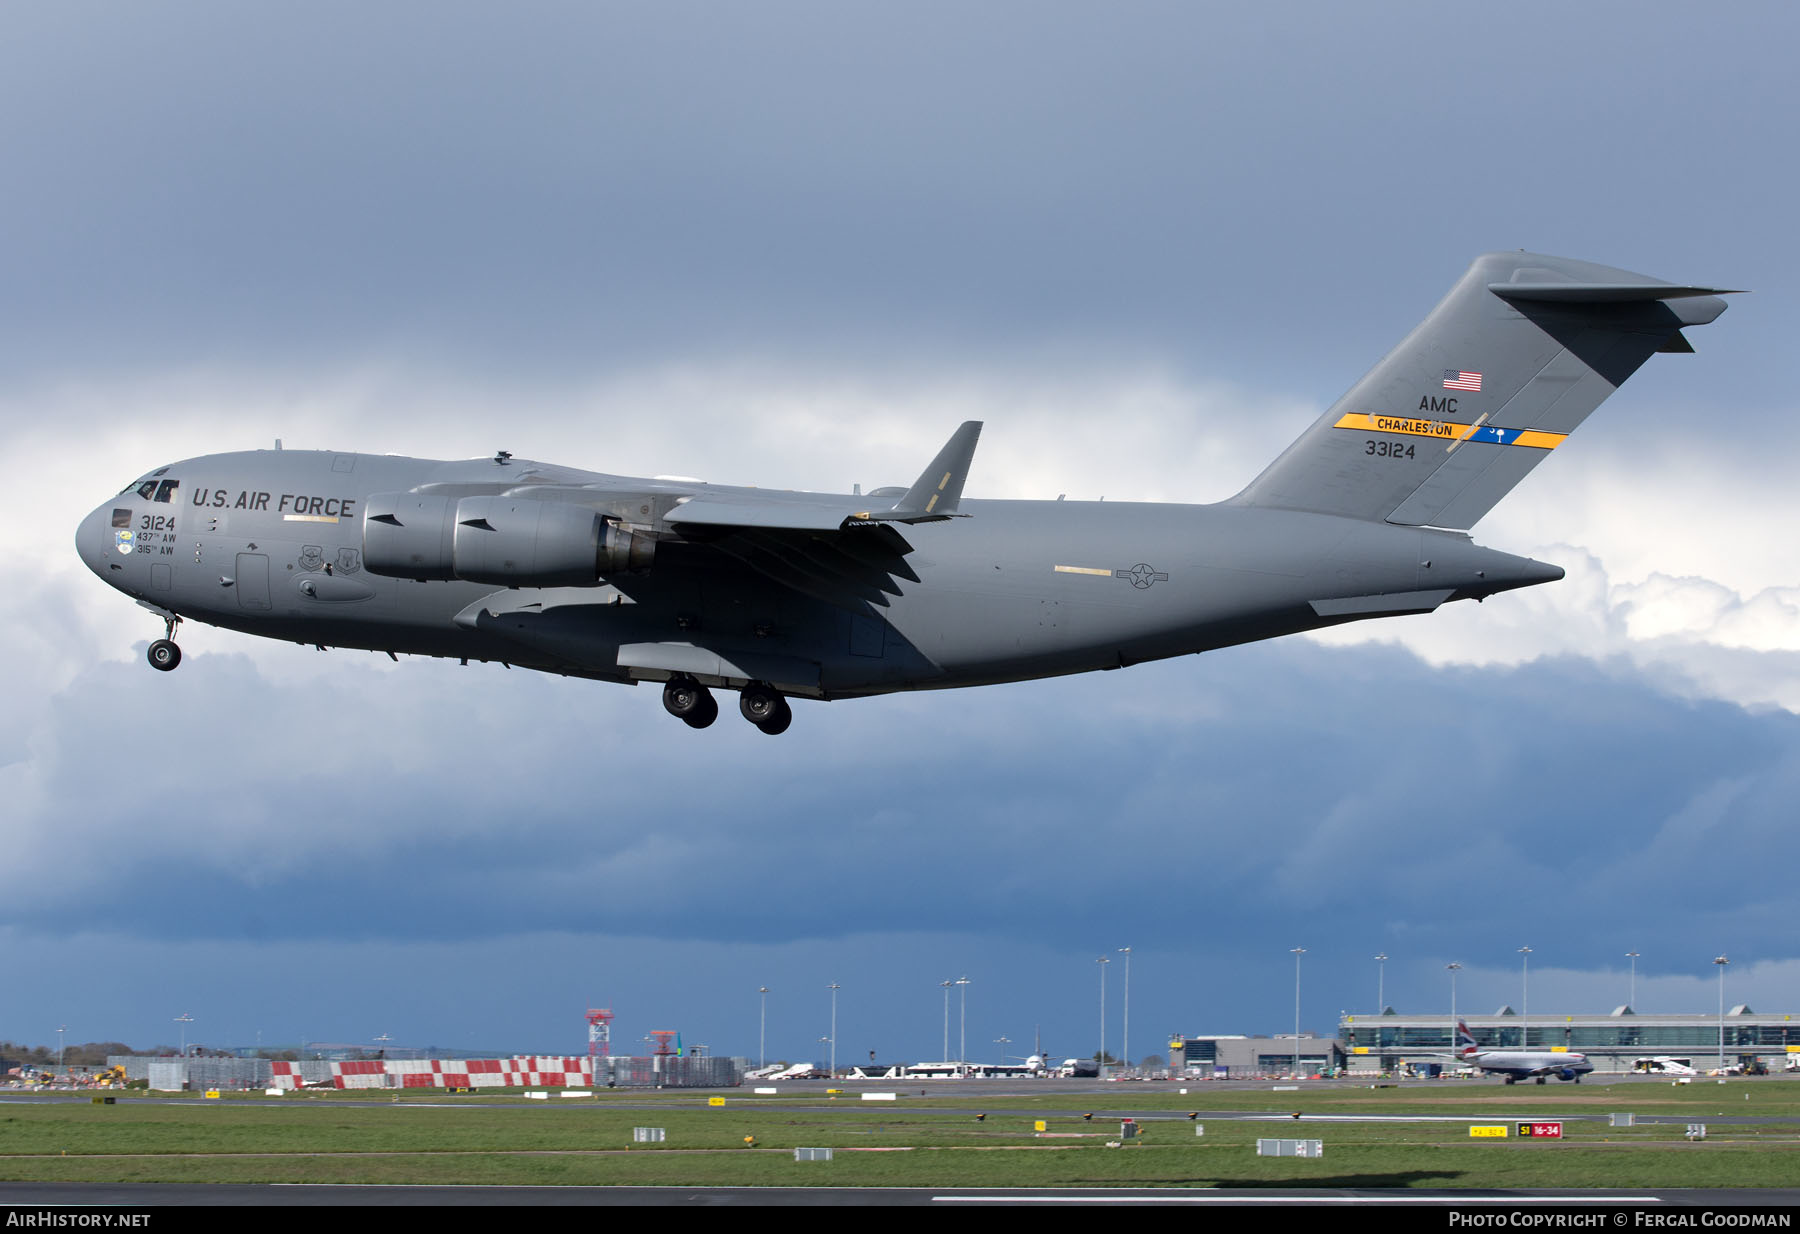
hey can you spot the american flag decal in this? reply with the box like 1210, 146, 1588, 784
1443, 370, 1482, 392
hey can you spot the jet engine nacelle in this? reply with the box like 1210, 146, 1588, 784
1557, 1068, 1578, 1082
363, 492, 654, 585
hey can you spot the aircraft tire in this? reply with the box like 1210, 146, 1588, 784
754, 697, 792, 736
739, 684, 781, 725
1535, 1076, 1546, 1085
147, 639, 182, 672
663, 678, 709, 721
682, 691, 719, 729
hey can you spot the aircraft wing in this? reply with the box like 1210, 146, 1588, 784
664, 498, 860, 534
659, 422, 982, 611
663, 420, 983, 533
680, 517, 923, 611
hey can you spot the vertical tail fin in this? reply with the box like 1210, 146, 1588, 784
1455, 1019, 1479, 1057
1232, 253, 1736, 529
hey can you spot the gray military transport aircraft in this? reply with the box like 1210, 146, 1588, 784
77, 252, 1735, 734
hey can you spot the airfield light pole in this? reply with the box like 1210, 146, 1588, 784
1097, 955, 1109, 1080
1519, 946, 1532, 1049
57, 1026, 65, 1070
1291, 948, 1306, 1078
175, 1013, 193, 1058
828, 983, 840, 1078
955, 976, 970, 1065
758, 987, 768, 1068
941, 980, 952, 1064
1375, 953, 1388, 1013
995, 1036, 1010, 1064
1627, 952, 1640, 1010
1714, 955, 1730, 1072
1118, 947, 1132, 1076
1446, 963, 1463, 1054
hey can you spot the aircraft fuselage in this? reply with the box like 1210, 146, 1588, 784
78, 447, 1558, 700
1469, 1050, 1595, 1083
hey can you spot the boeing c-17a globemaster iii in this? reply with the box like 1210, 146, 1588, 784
76, 253, 1736, 734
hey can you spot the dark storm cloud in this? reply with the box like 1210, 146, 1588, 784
2, 2, 1790, 388
18, 638, 1796, 974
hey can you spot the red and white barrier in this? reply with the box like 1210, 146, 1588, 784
269, 1056, 600, 1091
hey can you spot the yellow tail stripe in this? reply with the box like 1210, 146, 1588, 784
1334, 412, 1566, 450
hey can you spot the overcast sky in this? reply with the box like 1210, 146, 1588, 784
7, 1, 1799, 1063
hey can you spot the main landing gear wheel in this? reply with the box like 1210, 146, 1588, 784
662, 679, 718, 729
739, 684, 792, 735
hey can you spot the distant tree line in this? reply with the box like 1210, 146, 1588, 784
0, 1041, 303, 1067
1087, 1051, 1168, 1071
0, 1041, 135, 1068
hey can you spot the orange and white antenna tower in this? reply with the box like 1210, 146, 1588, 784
586, 1008, 614, 1059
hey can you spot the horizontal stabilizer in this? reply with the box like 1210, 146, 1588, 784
1488, 282, 1743, 304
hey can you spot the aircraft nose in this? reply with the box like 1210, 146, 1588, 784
76, 503, 116, 579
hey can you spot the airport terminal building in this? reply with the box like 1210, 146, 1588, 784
1169, 1034, 1347, 1078
1337, 1007, 1800, 1074
1170, 1008, 1800, 1078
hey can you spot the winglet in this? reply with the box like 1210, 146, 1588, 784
884, 421, 982, 522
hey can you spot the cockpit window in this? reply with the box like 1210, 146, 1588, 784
136, 481, 158, 500
153, 479, 179, 504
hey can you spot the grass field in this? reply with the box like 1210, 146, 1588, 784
2, 1079, 1798, 1189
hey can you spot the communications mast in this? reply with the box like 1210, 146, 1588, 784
586, 1008, 614, 1059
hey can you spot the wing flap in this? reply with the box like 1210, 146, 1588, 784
664, 499, 857, 533
714, 533, 898, 609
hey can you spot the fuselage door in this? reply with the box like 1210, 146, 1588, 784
235, 553, 272, 611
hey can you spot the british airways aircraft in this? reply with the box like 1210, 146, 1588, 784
1456, 1020, 1594, 1084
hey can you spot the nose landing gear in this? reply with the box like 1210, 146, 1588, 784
146, 613, 183, 672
